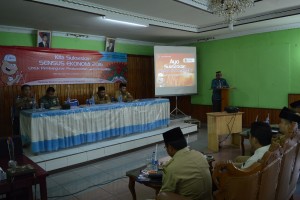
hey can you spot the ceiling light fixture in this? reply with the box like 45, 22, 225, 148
101, 17, 148, 27
207, 0, 255, 30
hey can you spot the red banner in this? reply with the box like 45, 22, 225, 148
0, 46, 127, 86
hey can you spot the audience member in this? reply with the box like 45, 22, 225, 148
238, 122, 273, 169
290, 100, 300, 114
158, 127, 212, 200
278, 106, 300, 138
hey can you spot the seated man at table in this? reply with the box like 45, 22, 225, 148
93, 86, 111, 104
114, 83, 133, 102
14, 84, 35, 135
158, 127, 212, 200
235, 122, 272, 169
39, 87, 60, 109
278, 106, 300, 138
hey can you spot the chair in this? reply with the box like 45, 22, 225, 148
212, 139, 282, 200
275, 133, 300, 200
257, 149, 281, 200
212, 160, 261, 200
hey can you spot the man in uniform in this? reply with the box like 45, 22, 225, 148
278, 107, 300, 138
39, 87, 60, 109
93, 86, 111, 104
14, 84, 35, 135
211, 71, 229, 112
158, 127, 212, 200
114, 83, 133, 102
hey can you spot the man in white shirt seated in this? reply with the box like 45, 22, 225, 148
238, 122, 272, 169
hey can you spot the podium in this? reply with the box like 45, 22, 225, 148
206, 112, 243, 152
220, 88, 234, 111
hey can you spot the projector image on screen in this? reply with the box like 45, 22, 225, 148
154, 46, 197, 96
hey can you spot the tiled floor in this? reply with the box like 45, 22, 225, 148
34, 127, 300, 200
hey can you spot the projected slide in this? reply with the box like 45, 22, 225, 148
154, 46, 197, 96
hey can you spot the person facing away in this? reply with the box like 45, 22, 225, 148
93, 86, 111, 104
39, 87, 60, 109
289, 101, 300, 129
211, 71, 229, 112
38, 33, 49, 48
14, 84, 34, 135
114, 83, 133, 102
290, 100, 300, 114
238, 122, 272, 169
159, 127, 212, 200
278, 106, 300, 138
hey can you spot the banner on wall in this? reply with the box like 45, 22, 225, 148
0, 46, 127, 86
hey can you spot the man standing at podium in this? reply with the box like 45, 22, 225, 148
211, 71, 229, 112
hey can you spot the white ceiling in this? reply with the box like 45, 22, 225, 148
0, 0, 300, 43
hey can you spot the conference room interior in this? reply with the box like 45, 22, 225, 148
1, 0, 300, 200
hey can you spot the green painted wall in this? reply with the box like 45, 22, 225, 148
0, 31, 154, 55
192, 28, 300, 109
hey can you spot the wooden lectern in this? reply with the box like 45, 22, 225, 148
220, 88, 234, 111
207, 112, 243, 152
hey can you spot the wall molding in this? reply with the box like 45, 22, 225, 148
170, 22, 300, 45
0, 25, 158, 46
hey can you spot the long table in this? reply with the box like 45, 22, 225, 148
20, 98, 170, 153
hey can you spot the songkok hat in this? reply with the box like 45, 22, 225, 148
216, 71, 221, 74
3, 54, 16, 62
290, 100, 300, 108
163, 127, 185, 143
279, 107, 300, 122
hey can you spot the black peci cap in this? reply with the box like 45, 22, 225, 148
163, 127, 185, 143
290, 100, 300, 108
216, 71, 221, 74
279, 107, 300, 122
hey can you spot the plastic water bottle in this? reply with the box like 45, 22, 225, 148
118, 95, 122, 103
66, 97, 71, 104
32, 98, 36, 111
151, 151, 158, 171
91, 96, 95, 105
265, 113, 270, 124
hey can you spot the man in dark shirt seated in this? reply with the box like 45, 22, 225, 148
39, 87, 60, 109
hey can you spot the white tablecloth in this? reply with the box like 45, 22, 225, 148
20, 98, 170, 153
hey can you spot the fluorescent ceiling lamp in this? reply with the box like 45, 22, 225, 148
101, 17, 148, 27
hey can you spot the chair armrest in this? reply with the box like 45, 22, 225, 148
212, 160, 261, 189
